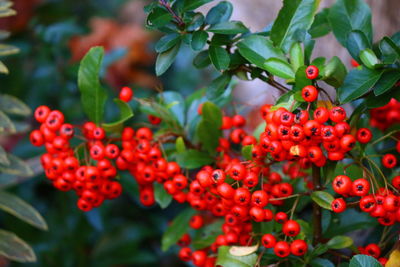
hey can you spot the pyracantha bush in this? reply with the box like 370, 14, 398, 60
30, 0, 400, 266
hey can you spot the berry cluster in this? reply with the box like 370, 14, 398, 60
30, 106, 122, 211
332, 174, 400, 226
358, 243, 387, 265
370, 98, 400, 130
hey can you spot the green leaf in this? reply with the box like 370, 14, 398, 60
183, 0, 213, 11
147, 7, 173, 28
241, 145, 253, 161
175, 137, 186, 153
311, 191, 334, 210
309, 244, 329, 258
338, 67, 382, 104
0, 229, 36, 262
309, 8, 331, 38
196, 102, 223, 154
208, 21, 248, 35
193, 50, 211, 69
187, 13, 205, 31
349, 255, 381, 267
191, 31, 208, 51
102, 99, 134, 132
328, 0, 372, 46
0, 60, 8, 74
322, 56, 347, 88
176, 149, 214, 169
159, 91, 186, 126
237, 35, 286, 70
289, 42, 304, 72
346, 30, 370, 62
209, 46, 230, 71
206, 73, 232, 99
327, 235, 353, 249
359, 49, 379, 69
154, 183, 172, 209
0, 94, 31, 116
0, 146, 9, 166
379, 37, 400, 64
0, 44, 19, 56
271, 0, 320, 52
0, 110, 15, 133
155, 33, 181, 53
216, 246, 257, 267
311, 258, 335, 267
367, 86, 400, 108
0, 154, 33, 176
161, 208, 196, 251
373, 70, 400, 96
263, 58, 295, 79
192, 220, 224, 250
78, 46, 107, 124
156, 41, 181, 76
205, 1, 233, 25
294, 65, 311, 93
0, 191, 47, 230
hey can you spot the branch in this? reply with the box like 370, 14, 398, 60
312, 165, 322, 245
159, 0, 185, 27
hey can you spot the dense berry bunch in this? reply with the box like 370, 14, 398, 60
370, 98, 400, 130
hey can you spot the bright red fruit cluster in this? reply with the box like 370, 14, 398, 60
30, 106, 122, 211
370, 98, 400, 130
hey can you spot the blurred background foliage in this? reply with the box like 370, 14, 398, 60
0, 0, 213, 266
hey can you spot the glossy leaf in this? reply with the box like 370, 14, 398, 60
323, 56, 347, 88
0, 94, 31, 116
176, 150, 214, 169
328, 0, 372, 46
349, 255, 381, 267
208, 21, 248, 35
78, 46, 107, 124
326, 235, 353, 249
338, 68, 382, 104
156, 41, 181, 76
193, 50, 212, 68
309, 8, 331, 38
311, 191, 334, 210
241, 145, 253, 161
271, 0, 320, 52
311, 258, 335, 267
175, 137, 186, 153
192, 220, 224, 250
216, 246, 257, 267
196, 102, 223, 154
161, 208, 196, 251
0, 191, 47, 230
205, 1, 233, 25
346, 30, 370, 62
237, 35, 286, 69
155, 33, 181, 53
154, 183, 172, 209
147, 7, 173, 28
379, 37, 400, 64
0, 229, 35, 262
186, 13, 205, 31
209, 46, 230, 71
191, 31, 208, 51
373, 70, 400, 96
289, 42, 304, 72
206, 73, 232, 100
102, 99, 134, 132
263, 58, 295, 79
359, 49, 379, 69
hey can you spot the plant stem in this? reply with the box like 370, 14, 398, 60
312, 165, 322, 246
159, 0, 185, 27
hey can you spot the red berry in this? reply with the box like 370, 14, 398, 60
290, 239, 308, 256
356, 128, 372, 143
232, 114, 246, 128
179, 247, 192, 262
282, 220, 300, 237
119, 86, 133, 102
189, 215, 204, 229
148, 115, 161, 125
275, 211, 288, 224
305, 65, 319, 79
382, 154, 397, 168
352, 178, 370, 196
332, 175, 352, 195
34, 105, 51, 123
329, 107, 346, 123
301, 85, 318, 102
191, 251, 207, 267
365, 243, 381, 259
331, 198, 346, 213
274, 241, 290, 258
261, 233, 276, 248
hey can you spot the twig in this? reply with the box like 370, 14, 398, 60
159, 0, 185, 27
